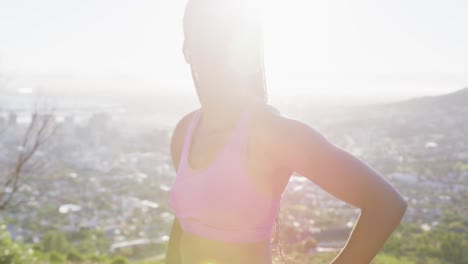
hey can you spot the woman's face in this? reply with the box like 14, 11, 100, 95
183, 14, 236, 77
182, 0, 261, 102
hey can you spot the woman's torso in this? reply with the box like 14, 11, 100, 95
174, 103, 292, 263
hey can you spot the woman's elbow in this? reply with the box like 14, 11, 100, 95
396, 195, 408, 216
381, 193, 408, 220
364, 192, 408, 219
383, 185, 408, 216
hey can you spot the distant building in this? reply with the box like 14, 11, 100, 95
8, 111, 17, 126
109, 238, 161, 258
63, 114, 76, 126
0, 115, 5, 127
88, 111, 112, 131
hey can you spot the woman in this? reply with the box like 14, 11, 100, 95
165, 0, 408, 263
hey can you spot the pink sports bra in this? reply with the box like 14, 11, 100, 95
169, 103, 282, 243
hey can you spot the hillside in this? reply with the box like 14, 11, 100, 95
395, 86, 468, 108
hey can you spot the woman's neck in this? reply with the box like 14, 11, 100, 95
198, 99, 251, 134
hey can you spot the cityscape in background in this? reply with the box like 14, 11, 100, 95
1, 0, 467, 262
1, 84, 467, 263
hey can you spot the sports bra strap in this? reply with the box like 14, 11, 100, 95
179, 109, 202, 168
179, 103, 254, 171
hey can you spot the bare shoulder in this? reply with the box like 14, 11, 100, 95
251, 101, 324, 142
251, 101, 333, 172
250, 101, 281, 124
170, 109, 198, 171
251, 101, 295, 144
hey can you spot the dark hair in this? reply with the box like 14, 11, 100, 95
183, 0, 268, 104
271, 215, 287, 263
182, 0, 287, 263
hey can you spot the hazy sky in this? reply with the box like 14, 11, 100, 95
1, 0, 467, 104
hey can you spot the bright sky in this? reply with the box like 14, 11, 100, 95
1, 0, 467, 104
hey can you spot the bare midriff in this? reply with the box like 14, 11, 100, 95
179, 230, 273, 264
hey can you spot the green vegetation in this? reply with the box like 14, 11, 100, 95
379, 214, 468, 264
2, 213, 467, 264
0, 224, 164, 264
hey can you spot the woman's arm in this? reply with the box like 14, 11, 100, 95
318, 147, 408, 264
165, 112, 194, 264
265, 114, 408, 264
